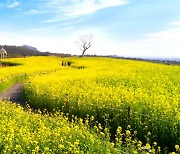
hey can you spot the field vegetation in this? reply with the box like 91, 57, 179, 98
0, 56, 179, 153
0, 57, 61, 92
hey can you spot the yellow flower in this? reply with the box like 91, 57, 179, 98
90, 116, 94, 121
126, 130, 131, 136
35, 146, 39, 152
153, 142, 157, 147
58, 144, 64, 149
147, 132, 151, 136
175, 145, 179, 151
146, 143, 151, 150
116, 126, 122, 133
74, 140, 80, 145
157, 146, 161, 152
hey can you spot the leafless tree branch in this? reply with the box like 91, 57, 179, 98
75, 34, 93, 57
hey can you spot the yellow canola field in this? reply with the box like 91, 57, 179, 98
23, 57, 180, 150
0, 100, 124, 153
0, 56, 61, 80
0, 56, 62, 92
1, 57, 159, 153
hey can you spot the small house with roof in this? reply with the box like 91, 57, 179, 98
0, 47, 7, 59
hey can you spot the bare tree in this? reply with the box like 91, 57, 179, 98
75, 34, 93, 57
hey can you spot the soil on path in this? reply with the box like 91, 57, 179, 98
0, 83, 25, 106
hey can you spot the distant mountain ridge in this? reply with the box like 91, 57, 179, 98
0, 45, 71, 58
0, 45, 46, 58
22, 45, 38, 51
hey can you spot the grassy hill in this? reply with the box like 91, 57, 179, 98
0, 45, 71, 58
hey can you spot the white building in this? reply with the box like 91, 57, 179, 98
0, 47, 7, 59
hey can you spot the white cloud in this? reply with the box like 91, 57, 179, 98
26, 9, 42, 15
62, 0, 128, 17
42, 0, 129, 22
169, 20, 180, 26
141, 22, 180, 47
144, 28, 180, 42
27, 27, 52, 32
1, 16, 180, 59
0, 27, 112, 55
122, 22, 180, 58
27, 25, 74, 33
62, 26, 74, 31
1, 25, 180, 58
8, 1, 20, 8
86, 20, 180, 58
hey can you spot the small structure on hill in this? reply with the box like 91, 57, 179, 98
0, 47, 7, 59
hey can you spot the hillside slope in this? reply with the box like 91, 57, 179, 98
0, 45, 71, 58
0, 45, 47, 58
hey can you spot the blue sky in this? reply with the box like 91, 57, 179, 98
0, 0, 180, 58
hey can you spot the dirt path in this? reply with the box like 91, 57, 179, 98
0, 83, 25, 106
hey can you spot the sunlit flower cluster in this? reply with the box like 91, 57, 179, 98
0, 100, 122, 153
1, 99, 164, 153
0, 56, 62, 92
23, 57, 180, 151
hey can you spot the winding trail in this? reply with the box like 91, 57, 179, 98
0, 83, 25, 106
